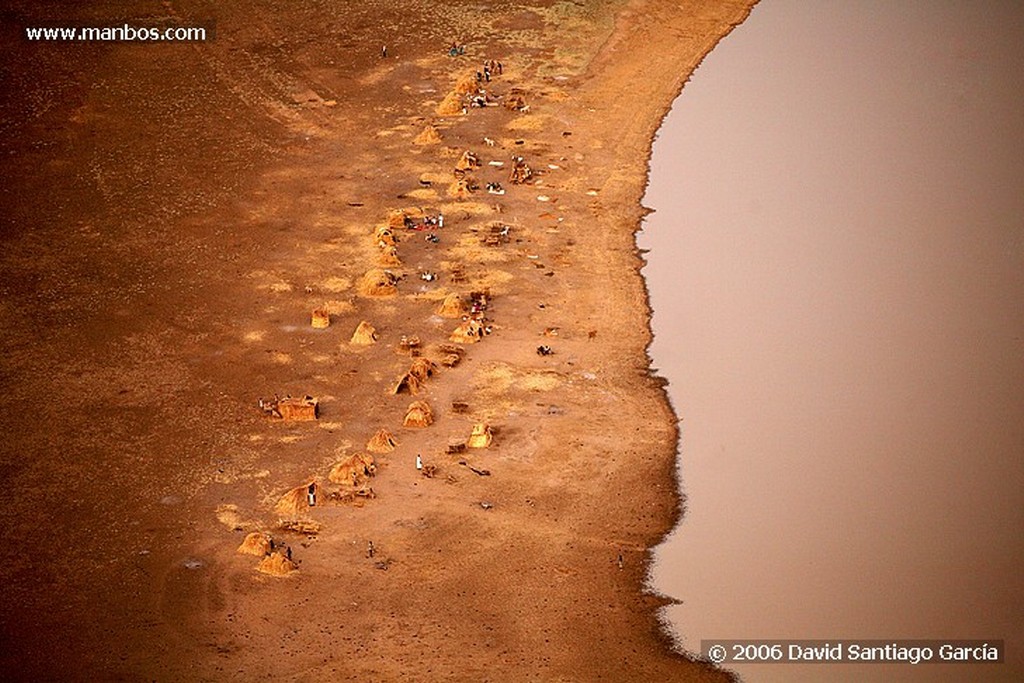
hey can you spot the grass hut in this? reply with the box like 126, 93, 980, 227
274, 483, 314, 518
409, 357, 438, 381
467, 423, 493, 449
366, 428, 398, 453
450, 319, 485, 344
350, 321, 378, 345
437, 293, 468, 318
257, 551, 298, 576
378, 246, 402, 267
237, 532, 272, 557
358, 269, 398, 297
311, 307, 330, 329
391, 372, 422, 395
275, 396, 319, 421
328, 453, 376, 486
414, 125, 443, 145
403, 400, 433, 428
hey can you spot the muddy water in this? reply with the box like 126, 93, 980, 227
640, 2, 1024, 681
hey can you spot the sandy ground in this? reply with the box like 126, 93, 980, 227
0, 1, 754, 680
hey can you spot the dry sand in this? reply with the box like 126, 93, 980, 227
0, 1, 755, 680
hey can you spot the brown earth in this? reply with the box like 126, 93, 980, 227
0, 0, 755, 680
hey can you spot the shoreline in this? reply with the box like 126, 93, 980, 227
0, 1, 756, 679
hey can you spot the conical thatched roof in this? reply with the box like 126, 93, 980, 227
437, 293, 468, 318
274, 483, 314, 518
257, 551, 298, 576
403, 400, 433, 428
351, 320, 378, 345
378, 246, 402, 267
237, 532, 272, 557
311, 307, 330, 329
436, 91, 464, 116
358, 269, 398, 297
450, 319, 485, 344
366, 428, 398, 453
467, 423, 493, 449
328, 453, 376, 486
454, 74, 478, 96
447, 178, 474, 199
414, 125, 443, 145
391, 371, 422, 395
409, 357, 438, 381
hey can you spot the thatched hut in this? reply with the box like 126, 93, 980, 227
358, 269, 398, 297
391, 371, 422, 395
455, 150, 480, 171
414, 125, 443, 145
447, 178, 475, 200
454, 74, 478, 96
257, 551, 298, 576
467, 423, 493, 449
436, 91, 465, 116
379, 246, 402, 267
437, 293, 468, 318
403, 401, 433, 428
350, 321, 378, 345
375, 226, 397, 247
328, 453, 376, 486
450, 319, 485, 344
311, 307, 330, 329
409, 357, 438, 381
265, 395, 318, 421
274, 483, 315, 518
237, 531, 272, 557
366, 428, 398, 453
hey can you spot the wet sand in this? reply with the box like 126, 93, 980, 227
0, 1, 755, 679
644, 1, 1024, 681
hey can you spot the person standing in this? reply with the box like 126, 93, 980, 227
415, 454, 423, 470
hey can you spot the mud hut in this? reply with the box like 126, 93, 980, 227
414, 125, 443, 145
467, 423, 493, 449
403, 400, 434, 428
311, 307, 331, 329
237, 531, 272, 557
350, 321, 378, 345
257, 551, 298, 576
450, 319, 485, 344
358, 269, 398, 297
437, 293, 468, 318
329, 453, 376, 486
366, 428, 398, 453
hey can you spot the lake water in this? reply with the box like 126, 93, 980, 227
640, 2, 1024, 681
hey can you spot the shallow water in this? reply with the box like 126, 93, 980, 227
641, 2, 1024, 681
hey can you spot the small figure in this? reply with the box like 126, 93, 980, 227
617, 553, 624, 569
286, 546, 293, 561
437, 212, 444, 228
415, 454, 423, 470
381, 45, 387, 58
367, 541, 375, 558
537, 345, 554, 356
307, 483, 316, 507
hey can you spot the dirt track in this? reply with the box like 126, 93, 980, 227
0, 1, 754, 680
